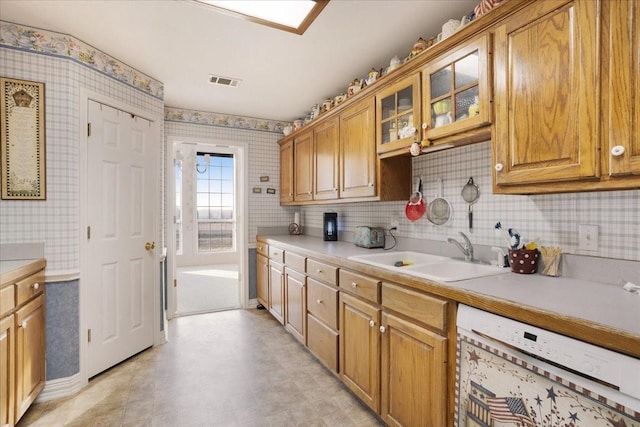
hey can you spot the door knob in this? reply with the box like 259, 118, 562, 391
145, 241, 156, 251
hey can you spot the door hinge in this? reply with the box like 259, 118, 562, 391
87, 123, 91, 137
87, 226, 91, 239
174, 279, 177, 288
88, 329, 92, 343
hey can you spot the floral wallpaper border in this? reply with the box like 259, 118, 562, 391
0, 20, 164, 100
165, 107, 289, 134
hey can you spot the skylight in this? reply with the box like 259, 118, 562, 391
194, 0, 329, 35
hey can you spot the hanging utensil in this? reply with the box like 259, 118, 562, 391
427, 178, 452, 226
405, 177, 425, 222
461, 177, 480, 231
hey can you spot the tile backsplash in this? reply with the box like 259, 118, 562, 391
300, 141, 639, 262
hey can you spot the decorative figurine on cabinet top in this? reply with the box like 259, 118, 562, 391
347, 78, 363, 97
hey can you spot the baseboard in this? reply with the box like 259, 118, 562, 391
36, 372, 84, 402
246, 298, 258, 309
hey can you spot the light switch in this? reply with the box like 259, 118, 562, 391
578, 224, 598, 251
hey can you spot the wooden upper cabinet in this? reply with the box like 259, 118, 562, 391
603, 0, 640, 178
294, 129, 314, 202
314, 116, 340, 200
376, 73, 421, 156
340, 97, 377, 199
422, 34, 492, 145
279, 138, 294, 204
493, 0, 599, 187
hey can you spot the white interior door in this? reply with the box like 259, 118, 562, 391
86, 100, 156, 378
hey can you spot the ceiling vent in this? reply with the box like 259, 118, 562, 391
208, 74, 241, 87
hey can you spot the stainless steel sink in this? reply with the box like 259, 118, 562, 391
348, 251, 510, 282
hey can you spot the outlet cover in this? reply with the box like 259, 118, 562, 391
578, 224, 599, 251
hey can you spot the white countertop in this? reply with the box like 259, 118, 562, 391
260, 235, 640, 339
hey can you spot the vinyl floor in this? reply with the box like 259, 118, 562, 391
18, 309, 384, 427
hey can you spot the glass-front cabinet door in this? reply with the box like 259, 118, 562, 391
376, 73, 421, 156
422, 34, 491, 145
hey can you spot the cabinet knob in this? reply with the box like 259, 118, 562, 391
19, 320, 28, 329
611, 145, 625, 157
495, 163, 504, 172
316, 299, 322, 305
368, 182, 373, 187
32, 282, 40, 290
316, 269, 322, 274
308, 191, 312, 195
379, 325, 386, 333
369, 320, 375, 328
422, 123, 428, 130
351, 282, 358, 288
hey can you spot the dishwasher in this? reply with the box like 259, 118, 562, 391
456, 304, 640, 427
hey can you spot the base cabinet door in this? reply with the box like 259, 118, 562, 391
256, 253, 269, 308
0, 315, 15, 427
380, 312, 447, 427
339, 292, 381, 412
15, 295, 45, 421
284, 268, 306, 344
268, 261, 284, 325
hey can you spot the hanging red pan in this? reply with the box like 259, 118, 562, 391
405, 177, 425, 222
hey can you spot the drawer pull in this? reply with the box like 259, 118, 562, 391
379, 326, 386, 333
316, 299, 322, 305
495, 163, 504, 172
19, 320, 28, 329
351, 282, 358, 288
369, 320, 375, 328
316, 269, 322, 274
32, 282, 40, 290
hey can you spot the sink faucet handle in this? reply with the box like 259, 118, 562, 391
492, 246, 507, 267
459, 231, 472, 249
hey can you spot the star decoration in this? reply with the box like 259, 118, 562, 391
546, 386, 557, 403
535, 395, 542, 406
468, 349, 481, 364
568, 412, 579, 422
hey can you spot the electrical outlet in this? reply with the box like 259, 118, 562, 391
578, 224, 599, 251
390, 217, 399, 229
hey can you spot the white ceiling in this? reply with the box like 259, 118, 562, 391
1, 0, 478, 122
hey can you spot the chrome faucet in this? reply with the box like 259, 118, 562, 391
448, 232, 474, 262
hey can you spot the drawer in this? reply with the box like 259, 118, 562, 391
16, 270, 45, 306
339, 269, 380, 304
307, 259, 338, 286
256, 241, 269, 257
269, 246, 284, 264
307, 277, 338, 329
0, 285, 15, 317
382, 282, 448, 332
307, 313, 339, 373
285, 251, 306, 273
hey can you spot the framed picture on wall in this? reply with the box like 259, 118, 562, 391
1, 77, 46, 200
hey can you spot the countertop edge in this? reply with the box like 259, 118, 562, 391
0, 259, 47, 288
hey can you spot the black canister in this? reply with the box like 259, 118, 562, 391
323, 212, 338, 241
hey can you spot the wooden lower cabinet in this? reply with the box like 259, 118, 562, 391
268, 260, 284, 325
380, 312, 447, 427
284, 268, 306, 344
15, 294, 45, 421
339, 292, 381, 412
306, 277, 339, 372
0, 314, 15, 427
256, 253, 269, 308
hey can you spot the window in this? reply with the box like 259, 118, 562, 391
196, 152, 235, 252
175, 159, 183, 255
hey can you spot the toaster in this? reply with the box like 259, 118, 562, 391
353, 226, 386, 249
